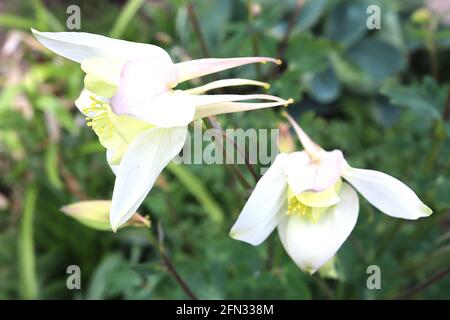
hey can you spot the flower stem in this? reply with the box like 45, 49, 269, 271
148, 223, 198, 300
18, 184, 38, 300
185, 3, 259, 186
422, 120, 445, 173
207, 117, 259, 182
443, 85, 450, 120
248, 2, 261, 79
312, 274, 334, 300
395, 266, 450, 299
277, 0, 303, 61
425, 18, 439, 80
187, 2, 210, 58
375, 220, 403, 259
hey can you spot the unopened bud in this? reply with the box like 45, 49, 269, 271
411, 8, 432, 25
61, 200, 150, 231
277, 122, 296, 153
248, 2, 262, 18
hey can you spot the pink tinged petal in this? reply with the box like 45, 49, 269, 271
110, 126, 188, 231
194, 100, 293, 119
278, 183, 359, 273
342, 166, 433, 219
185, 78, 270, 95
284, 150, 345, 194
229, 154, 289, 246
31, 29, 171, 63
191, 94, 293, 119
123, 90, 196, 128
283, 112, 322, 156
176, 57, 282, 83
110, 57, 179, 115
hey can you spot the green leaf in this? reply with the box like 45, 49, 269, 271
347, 39, 406, 81
0, 14, 35, 29
304, 66, 341, 103
380, 77, 442, 119
167, 163, 224, 225
109, 0, 146, 38
295, 0, 328, 31
330, 51, 377, 93
87, 254, 143, 299
32, 0, 64, 31
35, 96, 77, 133
287, 33, 334, 74
325, 0, 368, 47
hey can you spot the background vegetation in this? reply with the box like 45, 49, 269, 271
0, 0, 449, 299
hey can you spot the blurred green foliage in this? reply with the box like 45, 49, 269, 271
0, 0, 449, 299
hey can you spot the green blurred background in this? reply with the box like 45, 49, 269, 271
0, 0, 449, 299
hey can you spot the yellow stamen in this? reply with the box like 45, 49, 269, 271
284, 98, 294, 107
287, 179, 342, 223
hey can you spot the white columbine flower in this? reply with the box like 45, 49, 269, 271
32, 29, 292, 231
230, 113, 432, 274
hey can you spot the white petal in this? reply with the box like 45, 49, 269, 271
81, 57, 124, 86
343, 166, 432, 219
31, 29, 171, 63
176, 57, 281, 83
106, 149, 119, 175
278, 183, 359, 273
110, 57, 179, 115
110, 126, 188, 231
284, 150, 345, 194
229, 154, 288, 246
123, 90, 196, 128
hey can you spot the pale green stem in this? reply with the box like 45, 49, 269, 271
18, 184, 38, 300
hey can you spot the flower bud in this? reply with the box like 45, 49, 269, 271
277, 122, 296, 153
61, 200, 150, 231
411, 8, 432, 25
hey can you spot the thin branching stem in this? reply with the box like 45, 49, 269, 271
395, 266, 450, 299
147, 224, 198, 300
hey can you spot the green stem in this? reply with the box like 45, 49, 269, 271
187, 2, 210, 58
375, 220, 403, 259
395, 266, 450, 299
424, 19, 439, 80
18, 184, 38, 300
248, 2, 261, 79
312, 274, 334, 300
207, 117, 259, 182
423, 119, 445, 174
203, 118, 253, 190
109, 0, 145, 38
147, 226, 198, 300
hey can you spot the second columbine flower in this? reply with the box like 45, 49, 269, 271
230, 113, 432, 274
